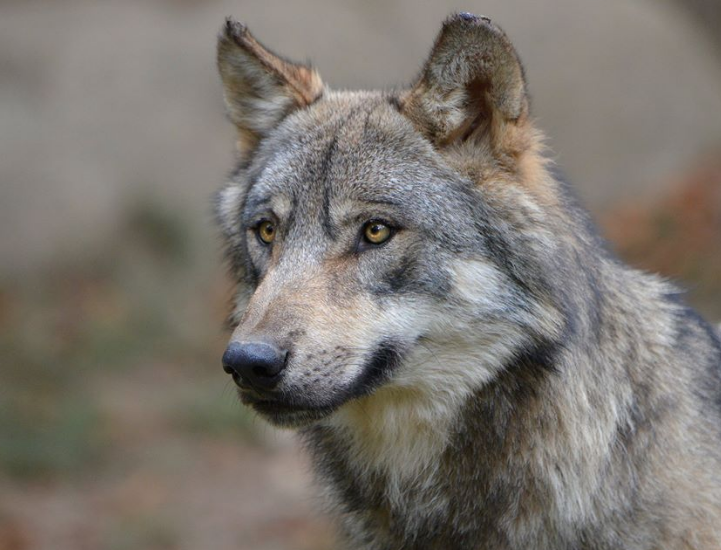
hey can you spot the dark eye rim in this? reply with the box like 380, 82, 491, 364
358, 219, 398, 250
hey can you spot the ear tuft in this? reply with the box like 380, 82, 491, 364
402, 13, 529, 151
217, 18, 324, 153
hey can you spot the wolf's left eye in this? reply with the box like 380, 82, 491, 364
362, 221, 393, 245
256, 220, 276, 244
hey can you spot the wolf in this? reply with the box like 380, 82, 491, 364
214, 13, 721, 550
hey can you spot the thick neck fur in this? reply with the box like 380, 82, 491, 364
302, 161, 721, 549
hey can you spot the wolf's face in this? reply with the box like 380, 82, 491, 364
217, 16, 565, 427
219, 94, 498, 426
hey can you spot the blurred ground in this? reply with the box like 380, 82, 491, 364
0, 0, 720, 549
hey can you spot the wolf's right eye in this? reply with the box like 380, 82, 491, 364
256, 220, 276, 244
362, 221, 393, 245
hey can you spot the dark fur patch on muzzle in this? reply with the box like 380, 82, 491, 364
346, 339, 404, 399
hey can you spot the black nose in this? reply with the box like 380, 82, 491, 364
222, 342, 288, 390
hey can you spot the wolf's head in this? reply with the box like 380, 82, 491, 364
216, 14, 572, 428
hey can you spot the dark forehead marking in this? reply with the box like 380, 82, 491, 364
361, 101, 384, 140
353, 197, 404, 207
313, 102, 375, 239
320, 133, 339, 239
242, 157, 276, 217
247, 98, 412, 232
244, 193, 271, 214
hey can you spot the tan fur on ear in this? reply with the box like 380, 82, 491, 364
401, 13, 529, 158
217, 19, 324, 153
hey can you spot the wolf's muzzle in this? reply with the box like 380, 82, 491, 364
222, 341, 288, 391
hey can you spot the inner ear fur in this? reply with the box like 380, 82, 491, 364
217, 18, 324, 154
401, 13, 530, 158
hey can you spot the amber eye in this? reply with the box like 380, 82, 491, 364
362, 221, 392, 245
257, 220, 276, 244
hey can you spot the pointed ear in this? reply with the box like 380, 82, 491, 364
217, 19, 324, 153
401, 14, 529, 156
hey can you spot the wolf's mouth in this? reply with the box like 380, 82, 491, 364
250, 398, 325, 415
239, 391, 337, 427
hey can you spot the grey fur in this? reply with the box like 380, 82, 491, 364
215, 13, 721, 549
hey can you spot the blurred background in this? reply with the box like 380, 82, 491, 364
0, 0, 720, 549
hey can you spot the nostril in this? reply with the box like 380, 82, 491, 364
222, 344, 242, 375
221, 344, 238, 374
252, 365, 276, 379
222, 358, 236, 374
